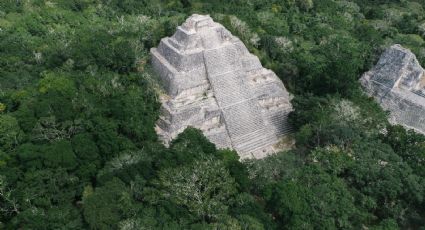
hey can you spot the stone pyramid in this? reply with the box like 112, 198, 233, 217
151, 14, 293, 159
361, 44, 425, 134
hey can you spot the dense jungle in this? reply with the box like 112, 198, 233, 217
0, 0, 424, 229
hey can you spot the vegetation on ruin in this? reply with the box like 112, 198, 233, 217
0, 0, 424, 229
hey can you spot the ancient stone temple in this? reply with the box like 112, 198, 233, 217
151, 14, 293, 159
361, 44, 425, 134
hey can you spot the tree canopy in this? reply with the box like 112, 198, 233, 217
0, 0, 424, 229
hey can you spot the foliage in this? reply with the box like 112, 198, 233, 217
0, 115, 23, 151
157, 157, 237, 222
83, 178, 136, 230
0, 0, 424, 229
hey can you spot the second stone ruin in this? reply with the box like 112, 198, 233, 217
151, 14, 293, 159
361, 44, 425, 134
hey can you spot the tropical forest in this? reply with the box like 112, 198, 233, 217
0, 0, 424, 229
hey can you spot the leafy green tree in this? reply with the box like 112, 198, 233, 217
295, 33, 366, 96
89, 116, 130, 161
381, 125, 425, 176
38, 72, 76, 97
0, 175, 19, 221
268, 165, 363, 229
155, 128, 218, 168
5, 168, 82, 229
72, 133, 101, 179
348, 141, 424, 227
246, 151, 304, 194
41, 140, 78, 169
0, 0, 24, 13
96, 150, 153, 185
297, 0, 314, 11
307, 147, 354, 176
13, 205, 83, 230
217, 149, 250, 191
157, 157, 237, 223
0, 115, 23, 151
108, 86, 159, 143
16, 143, 43, 169
12, 101, 38, 133
83, 178, 137, 230
0, 150, 9, 168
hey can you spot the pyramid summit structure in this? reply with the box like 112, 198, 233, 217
151, 14, 293, 159
361, 44, 425, 134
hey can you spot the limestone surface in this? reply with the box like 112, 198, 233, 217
151, 14, 293, 159
361, 44, 425, 134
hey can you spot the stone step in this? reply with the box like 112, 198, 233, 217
232, 129, 266, 144
158, 39, 204, 72
413, 90, 425, 98
236, 143, 272, 155
208, 71, 252, 106
234, 131, 276, 153
269, 112, 289, 123
222, 102, 264, 137
151, 48, 178, 78
201, 41, 285, 155
203, 45, 242, 76
225, 121, 262, 138
277, 123, 293, 136
168, 37, 183, 50
157, 39, 182, 68
268, 113, 293, 136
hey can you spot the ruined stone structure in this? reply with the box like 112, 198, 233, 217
151, 14, 293, 159
361, 44, 425, 134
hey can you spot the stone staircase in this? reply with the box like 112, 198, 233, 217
203, 44, 277, 155
232, 129, 276, 155
207, 72, 251, 106
413, 90, 425, 98
268, 111, 293, 136
222, 101, 264, 137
